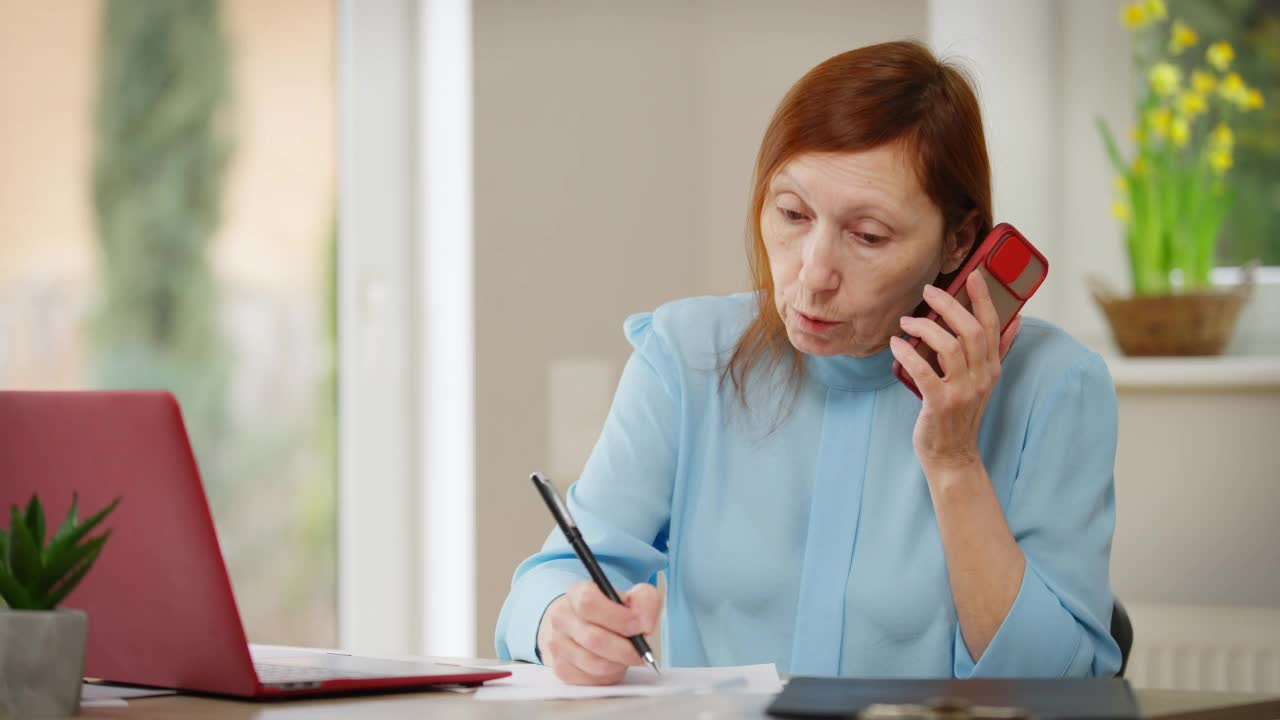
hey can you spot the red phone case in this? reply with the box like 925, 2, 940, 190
892, 222, 1048, 399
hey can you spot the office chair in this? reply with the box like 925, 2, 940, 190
1111, 598, 1133, 678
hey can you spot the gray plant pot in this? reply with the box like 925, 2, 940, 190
0, 609, 87, 720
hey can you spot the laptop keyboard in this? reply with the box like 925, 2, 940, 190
255, 662, 377, 684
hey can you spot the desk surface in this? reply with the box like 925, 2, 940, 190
77, 658, 1280, 720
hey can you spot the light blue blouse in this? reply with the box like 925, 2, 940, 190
496, 293, 1122, 678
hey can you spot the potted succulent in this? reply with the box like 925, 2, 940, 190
0, 494, 119, 719
1093, 0, 1266, 356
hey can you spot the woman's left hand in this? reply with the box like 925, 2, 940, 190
889, 271, 1021, 476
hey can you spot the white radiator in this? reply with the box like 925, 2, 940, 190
1125, 604, 1280, 693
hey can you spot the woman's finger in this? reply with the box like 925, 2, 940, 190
922, 283, 988, 370
966, 272, 1003, 365
623, 584, 662, 635
900, 315, 966, 380
567, 581, 642, 638
564, 611, 646, 668
998, 315, 1022, 361
890, 335, 943, 398
546, 628, 630, 684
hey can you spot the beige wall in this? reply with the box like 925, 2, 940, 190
473, 0, 930, 655
1112, 387, 1280, 607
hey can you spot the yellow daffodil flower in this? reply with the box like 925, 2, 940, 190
1178, 92, 1207, 116
1212, 123, 1234, 149
1111, 201, 1131, 222
1144, 0, 1168, 20
1147, 107, 1173, 137
1206, 42, 1234, 72
1114, 175, 1129, 194
1121, 3, 1148, 29
1219, 72, 1248, 108
1132, 156, 1147, 177
1245, 88, 1264, 110
1169, 20, 1198, 54
1191, 70, 1216, 95
1170, 117, 1190, 147
1209, 148, 1233, 174
1149, 62, 1182, 96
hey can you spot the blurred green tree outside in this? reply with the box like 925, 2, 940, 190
90, 0, 336, 644
91, 0, 233, 472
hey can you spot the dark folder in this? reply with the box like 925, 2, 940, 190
767, 677, 1140, 719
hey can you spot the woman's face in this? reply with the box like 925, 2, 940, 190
762, 142, 975, 358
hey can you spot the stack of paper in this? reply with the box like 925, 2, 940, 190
80, 682, 177, 709
474, 662, 782, 701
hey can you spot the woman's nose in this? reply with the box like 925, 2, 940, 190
798, 229, 840, 293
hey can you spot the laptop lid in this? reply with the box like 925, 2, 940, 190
0, 391, 259, 696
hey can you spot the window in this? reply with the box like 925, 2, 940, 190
0, 0, 337, 645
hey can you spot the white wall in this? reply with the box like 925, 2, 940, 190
1057, 0, 1142, 349
927, 0, 1066, 322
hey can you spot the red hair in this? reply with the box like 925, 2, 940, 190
725, 40, 993, 412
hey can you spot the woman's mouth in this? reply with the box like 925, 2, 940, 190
793, 307, 840, 334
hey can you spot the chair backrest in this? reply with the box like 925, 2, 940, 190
1111, 598, 1134, 678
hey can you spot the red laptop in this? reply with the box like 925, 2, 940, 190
0, 391, 509, 698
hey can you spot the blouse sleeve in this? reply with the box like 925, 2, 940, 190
494, 312, 680, 663
954, 351, 1124, 678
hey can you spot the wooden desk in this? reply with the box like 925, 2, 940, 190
77, 660, 1280, 720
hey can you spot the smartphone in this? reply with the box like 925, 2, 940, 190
892, 222, 1048, 399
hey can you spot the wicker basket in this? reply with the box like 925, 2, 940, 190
1089, 267, 1255, 357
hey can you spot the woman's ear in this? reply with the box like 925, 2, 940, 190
941, 210, 982, 274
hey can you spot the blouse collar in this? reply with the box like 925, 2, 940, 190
804, 344, 899, 392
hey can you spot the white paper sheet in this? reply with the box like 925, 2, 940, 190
473, 662, 782, 701
81, 699, 129, 708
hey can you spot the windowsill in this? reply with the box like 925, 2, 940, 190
1211, 265, 1280, 287
1101, 354, 1280, 390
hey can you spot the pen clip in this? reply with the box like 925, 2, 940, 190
530, 472, 578, 530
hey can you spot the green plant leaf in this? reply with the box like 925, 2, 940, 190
51, 493, 80, 547
44, 496, 120, 561
0, 529, 8, 571
35, 531, 110, 598
8, 506, 43, 586
24, 495, 46, 552
1131, 156, 1168, 294
0, 562, 37, 609
1096, 117, 1128, 175
41, 538, 107, 610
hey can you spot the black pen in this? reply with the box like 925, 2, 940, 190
530, 472, 660, 674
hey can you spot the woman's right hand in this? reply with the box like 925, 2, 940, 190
536, 580, 662, 685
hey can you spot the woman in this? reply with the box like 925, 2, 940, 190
495, 40, 1121, 683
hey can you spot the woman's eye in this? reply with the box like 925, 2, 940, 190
856, 232, 887, 245
779, 207, 807, 223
